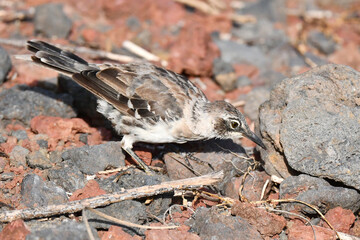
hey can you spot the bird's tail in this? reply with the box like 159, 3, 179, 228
27, 40, 98, 75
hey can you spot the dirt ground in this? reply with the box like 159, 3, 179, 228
0, 0, 359, 239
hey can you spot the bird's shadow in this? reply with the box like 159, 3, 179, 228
16, 82, 252, 158
134, 138, 249, 157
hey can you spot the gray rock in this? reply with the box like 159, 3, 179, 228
49, 151, 62, 164
0, 46, 12, 84
34, 3, 72, 38
26, 150, 52, 169
280, 174, 360, 213
213, 39, 270, 70
48, 160, 85, 192
268, 42, 306, 73
37, 139, 48, 149
186, 207, 262, 240
26, 220, 98, 240
254, 70, 285, 88
232, 19, 288, 52
244, 87, 270, 121
212, 58, 237, 91
259, 64, 360, 191
0, 86, 76, 125
61, 141, 125, 175
213, 58, 234, 75
0, 135, 7, 143
87, 200, 146, 234
0, 172, 15, 181
98, 167, 168, 192
237, 0, 286, 23
21, 174, 68, 208
307, 30, 337, 55
78, 133, 88, 144
11, 130, 28, 140
97, 168, 171, 217
9, 145, 30, 167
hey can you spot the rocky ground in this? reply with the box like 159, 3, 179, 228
0, 0, 359, 239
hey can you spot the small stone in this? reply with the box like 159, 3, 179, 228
237, 0, 286, 23
49, 150, 62, 163
103, 226, 142, 240
34, 3, 72, 38
26, 221, 98, 240
36, 139, 48, 149
97, 167, 171, 217
9, 146, 30, 167
213, 39, 270, 70
0, 172, 15, 181
280, 174, 360, 214
69, 180, 106, 201
0, 46, 12, 85
11, 130, 28, 141
61, 141, 125, 175
320, 206, 355, 233
350, 219, 360, 237
307, 30, 337, 55
21, 174, 68, 208
287, 221, 336, 240
87, 200, 147, 235
231, 202, 286, 237
212, 58, 237, 91
0, 135, 7, 143
26, 150, 52, 169
78, 133, 88, 144
0, 86, 76, 126
187, 207, 262, 240
47, 161, 86, 192
145, 225, 200, 240
0, 219, 30, 240
224, 170, 271, 201
0, 157, 7, 173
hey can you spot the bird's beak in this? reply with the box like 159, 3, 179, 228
243, 130, 267, 150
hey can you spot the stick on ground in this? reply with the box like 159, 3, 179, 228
0, 171, 224, 223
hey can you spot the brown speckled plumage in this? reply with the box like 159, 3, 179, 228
27, 40, 266, 172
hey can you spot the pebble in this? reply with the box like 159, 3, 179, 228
34, 3, 72, 38
187, 207, 263, 240
307, 30, 337, 55
21, 174, 68, 208
61, 141, 125, 175
0, 46, 12, 85
0, 86, 76, 126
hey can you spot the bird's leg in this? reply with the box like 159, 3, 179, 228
122, 147, 153, 174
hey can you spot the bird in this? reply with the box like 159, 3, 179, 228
26, 40, 266, 173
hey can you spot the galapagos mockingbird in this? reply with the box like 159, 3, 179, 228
26, 40, 266, 172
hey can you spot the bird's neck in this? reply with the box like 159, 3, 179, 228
186, 101, 218, 139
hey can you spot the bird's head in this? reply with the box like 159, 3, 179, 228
209, 101, 266, 149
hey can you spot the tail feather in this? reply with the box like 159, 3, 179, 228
27, 40, 98, 75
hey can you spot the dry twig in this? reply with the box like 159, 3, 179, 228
0, 171, 224, 223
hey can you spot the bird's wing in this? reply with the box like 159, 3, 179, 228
27, 40, 208, 121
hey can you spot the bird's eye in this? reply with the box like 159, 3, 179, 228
230, 120, 240, 129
